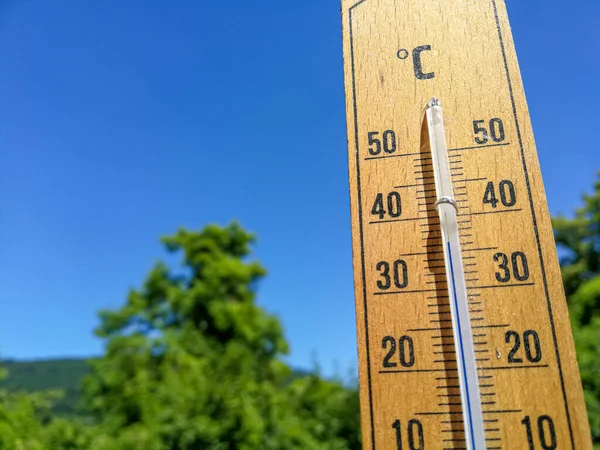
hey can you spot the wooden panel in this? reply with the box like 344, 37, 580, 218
340, 0, 592, 448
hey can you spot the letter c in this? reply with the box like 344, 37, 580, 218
412, 45, 435, 80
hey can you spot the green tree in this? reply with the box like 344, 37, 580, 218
0, 366, 61, 449
0, 390, 45, 448
80, 222, 361, 449
554, 175, 600, 446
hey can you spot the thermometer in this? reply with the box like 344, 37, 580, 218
341, 1, 592, 448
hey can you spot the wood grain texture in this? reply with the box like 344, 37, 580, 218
340, 1, 592, 448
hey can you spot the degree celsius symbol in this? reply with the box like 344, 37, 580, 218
397, 45, 435, 80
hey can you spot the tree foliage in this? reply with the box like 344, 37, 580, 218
61, 222, 358, 449
554, 175, 600, 446
0, 366, 49, 450
3, 187, 600, 447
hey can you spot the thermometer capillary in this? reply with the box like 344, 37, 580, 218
426, 97, 486, 450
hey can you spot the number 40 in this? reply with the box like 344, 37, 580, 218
483, 180, 516, 208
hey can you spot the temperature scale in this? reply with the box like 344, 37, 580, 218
340, 1, 593, 448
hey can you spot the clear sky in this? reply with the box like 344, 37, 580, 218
1, 0, 599, 375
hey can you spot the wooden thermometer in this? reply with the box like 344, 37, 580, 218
340, 1, 592, 449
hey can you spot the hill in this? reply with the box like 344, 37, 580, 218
0, 358, 90, 416
0, 357, 317, 418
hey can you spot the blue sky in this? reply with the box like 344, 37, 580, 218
0, 0, 599, 375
